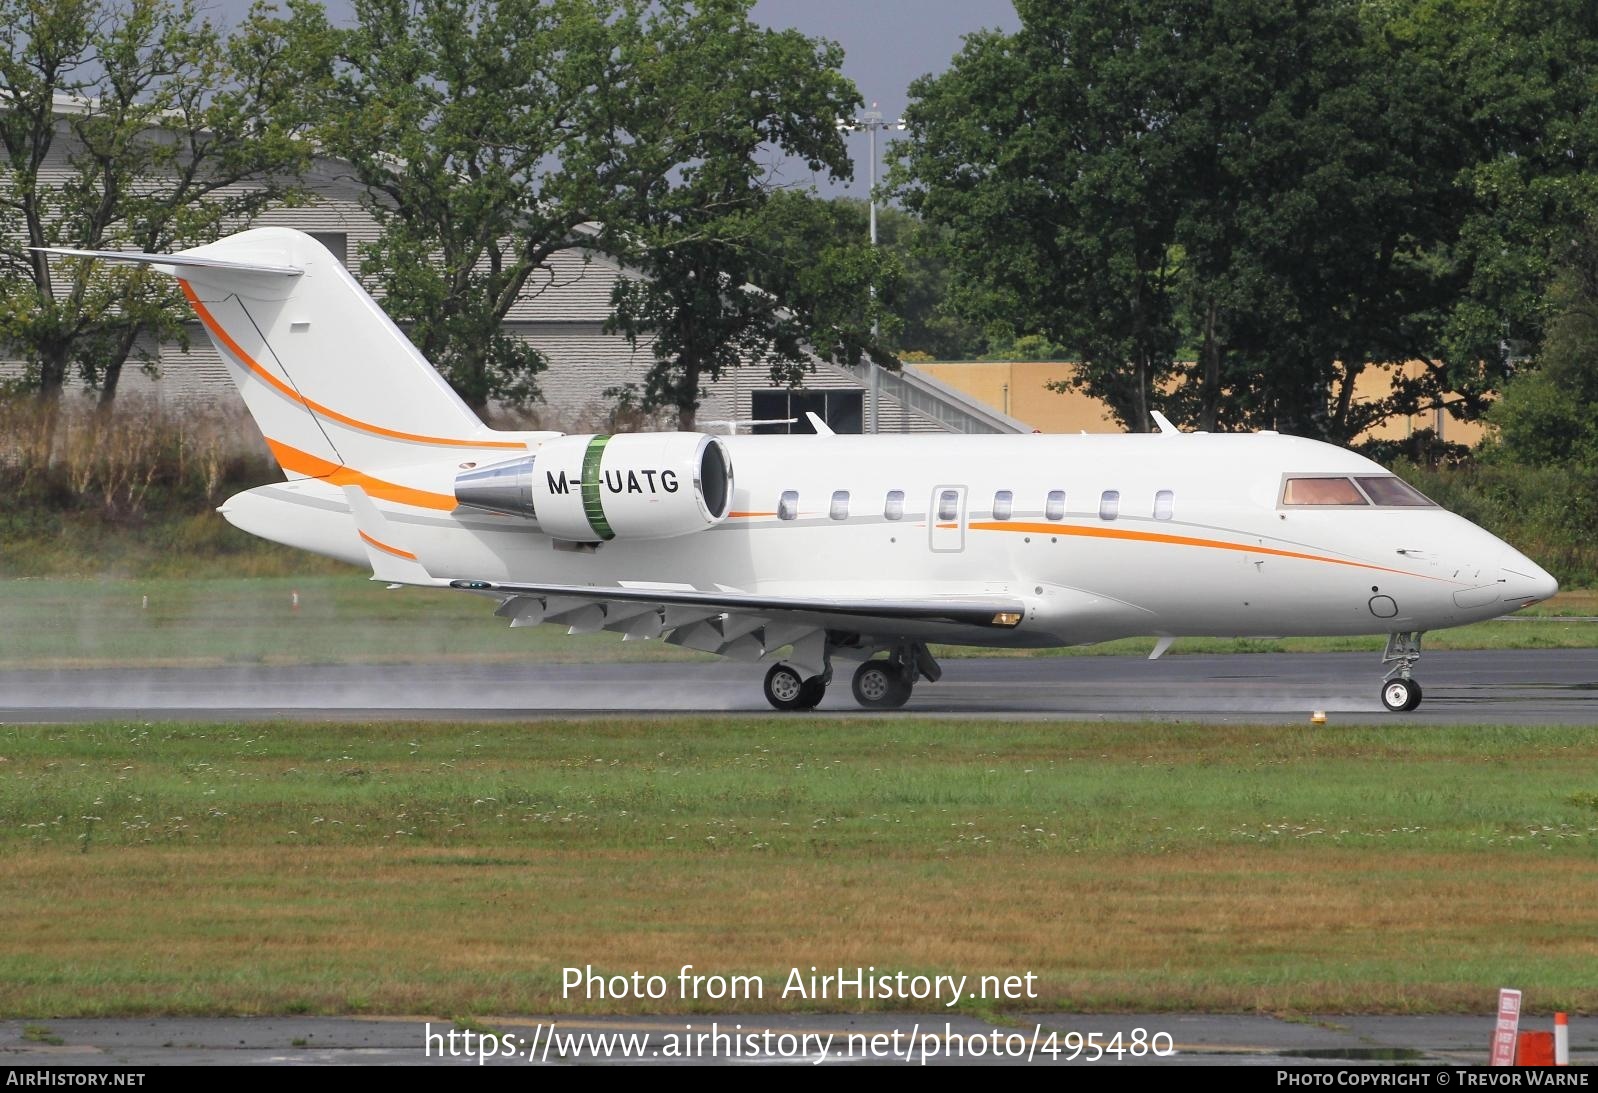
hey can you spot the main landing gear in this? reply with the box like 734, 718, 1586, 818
1379, 631, 1424, 712
761, 641, 941, 711
763, 663, 829, 711
851, 660, 913, 709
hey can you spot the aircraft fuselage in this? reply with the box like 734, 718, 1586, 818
221, 430, 1553, 651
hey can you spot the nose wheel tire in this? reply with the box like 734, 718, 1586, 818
851, 660, 912, 709
764, 664, 826, 711
1381, 678, 1423, 712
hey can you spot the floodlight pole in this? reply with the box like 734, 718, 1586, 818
841, 104, 903, 434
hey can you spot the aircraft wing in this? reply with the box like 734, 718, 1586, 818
340, 492, 1025, 676
448, 578, 1027, 677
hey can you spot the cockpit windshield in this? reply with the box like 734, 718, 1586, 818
1282, 477, 1367, 506
1281, 475, 1436, 508
1351, 476, 1435, 507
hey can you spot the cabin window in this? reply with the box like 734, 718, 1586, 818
1045, 490, 1066, 521
1353, 476, 1436, 507
830, 490, 850, 520
884, 490, 904, 521
1282, 477, 1368, 506
1099, 490, 1120, 520
1153, 489, 1174, 521
992, 490, 1013, 521
778, 490, 799, 520
937, 489, 959, 522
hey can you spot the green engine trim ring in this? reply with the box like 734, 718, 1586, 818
580, 434, 616, 541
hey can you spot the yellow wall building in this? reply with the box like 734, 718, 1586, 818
911, 360, 1486, 445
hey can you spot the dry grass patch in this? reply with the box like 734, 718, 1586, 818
3, 719, 1596, 1016
4, 845, 1597, 1017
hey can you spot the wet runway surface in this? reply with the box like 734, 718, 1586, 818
0, 649, 1594, 723
2, 1013, 1589, 1066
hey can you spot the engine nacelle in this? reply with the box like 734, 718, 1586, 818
453, 432, 733, 542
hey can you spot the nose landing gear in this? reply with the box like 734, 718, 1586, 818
1379, 631, 1424, 712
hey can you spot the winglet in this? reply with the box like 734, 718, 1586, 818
1150, 411, 1180, 435
343, 486, 446, 585
804, 412, 835, 436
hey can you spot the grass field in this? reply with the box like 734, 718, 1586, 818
2, 576, 1596, 669
2, 718, 1595, 1018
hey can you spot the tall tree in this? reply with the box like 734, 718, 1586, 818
1406, 0, 1598, 423
889, 0, 1592, 441
1164, 0, 1477, 439
827, 200, 987, 362
596, 8, 873, 431
322, 0, 863, 417
1488, 219, 1598, 469
0, 0, 320, 412
889, 1, 1196, 431
609, 190, 898, 432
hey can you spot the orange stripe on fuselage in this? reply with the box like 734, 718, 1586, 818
358, 529, 418, 560
177, 279, 523, 451
967, 521, 1448, 582
265, 437, 457, 511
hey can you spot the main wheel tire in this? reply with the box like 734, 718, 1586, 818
796, 675, 828, 709
764, 664, 811, 711
851, 660, 912, 709
1381, 677, 1421, 713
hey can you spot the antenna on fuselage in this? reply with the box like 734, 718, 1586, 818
1150, 410, 1181, 435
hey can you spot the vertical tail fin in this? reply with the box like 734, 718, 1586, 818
173, 227, 526, 474
41, 227, 527, 476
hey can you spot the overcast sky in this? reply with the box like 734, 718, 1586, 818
748, 0, 1020, 197
197, 0, 1021, 197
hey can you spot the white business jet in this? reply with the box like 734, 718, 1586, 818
43, 228, 1558, 712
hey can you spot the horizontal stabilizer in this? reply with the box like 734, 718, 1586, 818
30, 246, 302, 277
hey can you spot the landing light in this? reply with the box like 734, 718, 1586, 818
992, 611, 1023, 627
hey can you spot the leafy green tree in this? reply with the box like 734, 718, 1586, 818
890, 0, 1196, 430
595, 15, 884, 431
1489, 223, 1598, 469
1162, 0, 1478, 438
1403, 0, 1598, 424
890, 0, 1598, 441
609, 192, 897, 431
816, 200, 988, 361
323, 0, 864, 417
0, 0, 318, 413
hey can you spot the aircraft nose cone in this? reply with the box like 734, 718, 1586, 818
1500, 546, 1558, 607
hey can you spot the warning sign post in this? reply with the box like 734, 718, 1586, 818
1491, 987, 1523, 1066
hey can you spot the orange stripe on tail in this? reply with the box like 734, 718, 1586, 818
178, 279, 523, 451
265, 438, 457, 511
